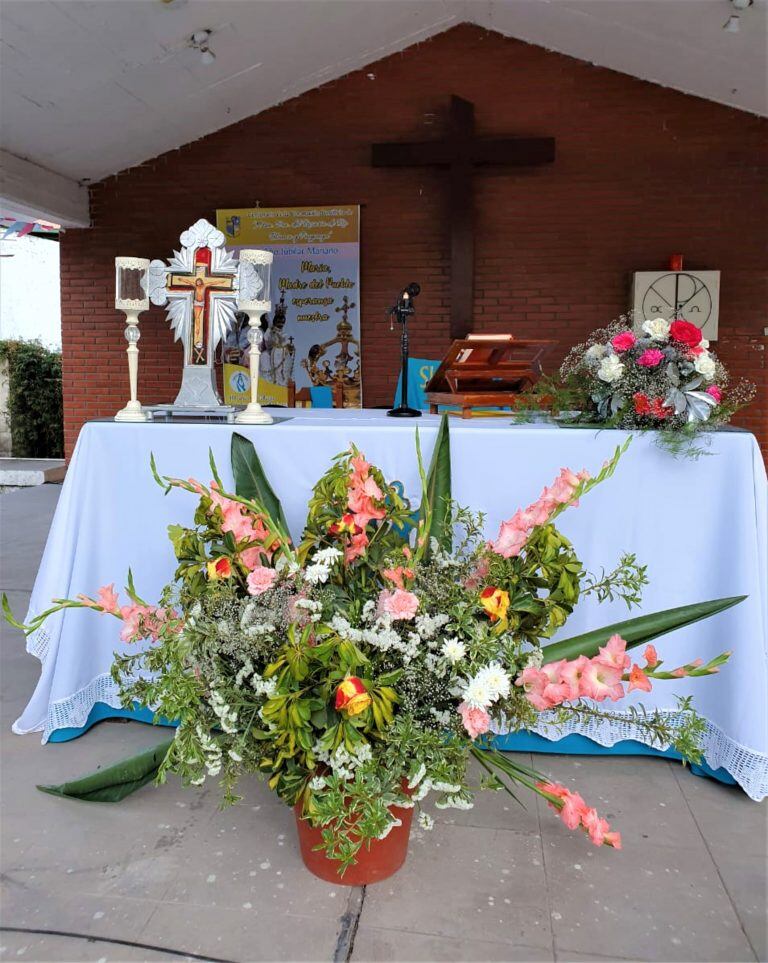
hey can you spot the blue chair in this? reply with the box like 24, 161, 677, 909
309, 386, 334, 408
393, 358, 440, 411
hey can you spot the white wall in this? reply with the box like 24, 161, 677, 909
0, 234, 61, 348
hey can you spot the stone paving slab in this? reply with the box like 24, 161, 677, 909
1, 486, 767, 963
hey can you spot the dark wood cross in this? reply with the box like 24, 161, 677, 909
372, 95, 555, 339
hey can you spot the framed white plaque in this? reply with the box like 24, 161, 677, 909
632, 270, 720, 341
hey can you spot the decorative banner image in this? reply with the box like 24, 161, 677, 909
216, 206, 361, 407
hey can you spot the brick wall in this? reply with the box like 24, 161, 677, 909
61, 23, 767, 457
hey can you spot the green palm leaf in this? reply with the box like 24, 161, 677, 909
37, 738, 173, 802
417, 414, 452, 551
543, 595, 746, 663
231, 432, 290, 538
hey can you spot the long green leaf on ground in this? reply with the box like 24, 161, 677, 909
543, 595, 746, 663
417, 413, 452, 551
37, 738, 174, 803
231, 432, 290, 538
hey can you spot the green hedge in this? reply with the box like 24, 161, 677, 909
0, 339, 63, 458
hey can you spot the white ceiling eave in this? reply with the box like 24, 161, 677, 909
0, 0, 765, 213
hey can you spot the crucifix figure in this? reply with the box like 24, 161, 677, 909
148, 218, 240, 410
372, 96, 555, 338
169, 246, 234, 366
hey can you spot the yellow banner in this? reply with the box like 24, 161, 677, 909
223, 364, 288, 407
217, 206, 358, 246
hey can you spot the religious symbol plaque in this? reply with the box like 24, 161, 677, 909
425, 334, 554, 418
148, 219, 240, 412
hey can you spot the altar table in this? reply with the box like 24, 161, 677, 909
13, 410, 768, 800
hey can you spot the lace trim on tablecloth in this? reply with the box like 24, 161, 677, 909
24, 622, 52, 664
12, 671, 125, 742
492, 711, 768, 802
13, 670, 768, 800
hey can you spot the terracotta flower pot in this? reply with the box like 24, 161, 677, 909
293, 798, 414, 885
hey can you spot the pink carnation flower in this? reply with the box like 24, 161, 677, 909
611, 331, 637, 353
706, 385, 722, 403
637, 349, 665, 368
246, 565, 277, 596
458, 701, 491, 739
379, 588, 419, 621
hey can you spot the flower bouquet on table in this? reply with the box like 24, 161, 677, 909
4, 421, 743, 884
516, 315, 755, 456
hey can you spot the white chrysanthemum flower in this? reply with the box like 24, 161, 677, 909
462, 675, 492, 709
642, 317, 671, 341
418, 812, 435, 831
597, 354, 625, 383
585, 343, 607, 362
694, 352, 716, 380
441, 637, 466, 664
228, 749, 242, 762
313, 546, 343, 564
304, 562, 330, 585
309, 775, 326, 791
476, 661, 511, 700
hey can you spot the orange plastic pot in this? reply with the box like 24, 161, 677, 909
293, 798, 414, 885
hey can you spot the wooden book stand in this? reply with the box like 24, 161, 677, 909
425, 334, 554, 418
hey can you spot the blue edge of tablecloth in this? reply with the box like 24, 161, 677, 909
49, 702, 736, 786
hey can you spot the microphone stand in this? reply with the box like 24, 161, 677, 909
387, 284, 422, 418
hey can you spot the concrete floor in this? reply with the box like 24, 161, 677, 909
1, 485, 766, 963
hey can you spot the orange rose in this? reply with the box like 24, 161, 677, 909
206, 556, 233, 580
335, 676, 372, 716
479, 586, 510, 623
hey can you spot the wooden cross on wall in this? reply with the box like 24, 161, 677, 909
372, 95, 555, 339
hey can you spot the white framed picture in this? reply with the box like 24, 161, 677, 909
632, 270, 720, 341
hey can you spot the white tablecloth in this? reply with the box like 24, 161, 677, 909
14, 410, 768, 799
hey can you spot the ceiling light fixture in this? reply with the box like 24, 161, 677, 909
730, 0, 752, 9
189, 29, 216, 64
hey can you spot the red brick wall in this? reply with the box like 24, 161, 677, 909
61, 23, 767, 457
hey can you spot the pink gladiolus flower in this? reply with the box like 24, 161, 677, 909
382, 566, 414, 589
579, 660, 625, 702
559, 655, 590, 700
628, 664, 653, 693
96, 584, 120, 614
706, 385, 722, 403
644, 644, 659, 668
458, 701, 491, 739
637, 349, 665, 368
582, 807, 610, 846
603, 831, 622, 849
492, 518, 530, 558
378, 588, 419, 621
246, 566, 277, 596
595, 634, 631, 671
78, 584, 120, 615
611, 331, 636, 353
344, 531, 369, 564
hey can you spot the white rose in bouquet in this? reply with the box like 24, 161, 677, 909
585, 344, 608, 362
641, 317, 671, 341
694, 352, 717, 380
597, 354, 625, 383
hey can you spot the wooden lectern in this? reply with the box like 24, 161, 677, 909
425, 334, 554, 418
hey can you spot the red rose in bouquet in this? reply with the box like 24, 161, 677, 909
669, 319, 703, 348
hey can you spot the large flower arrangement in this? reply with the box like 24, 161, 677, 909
519, 316, 754, 455
6, 427, 737, 875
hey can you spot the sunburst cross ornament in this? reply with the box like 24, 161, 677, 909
148, 219, 249, 409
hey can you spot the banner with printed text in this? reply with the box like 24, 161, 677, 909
216, 206, 360, 407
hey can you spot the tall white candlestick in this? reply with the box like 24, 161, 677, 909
114, 257, 149, 422
235, 249, 273, 425
234, 314, 273, 425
